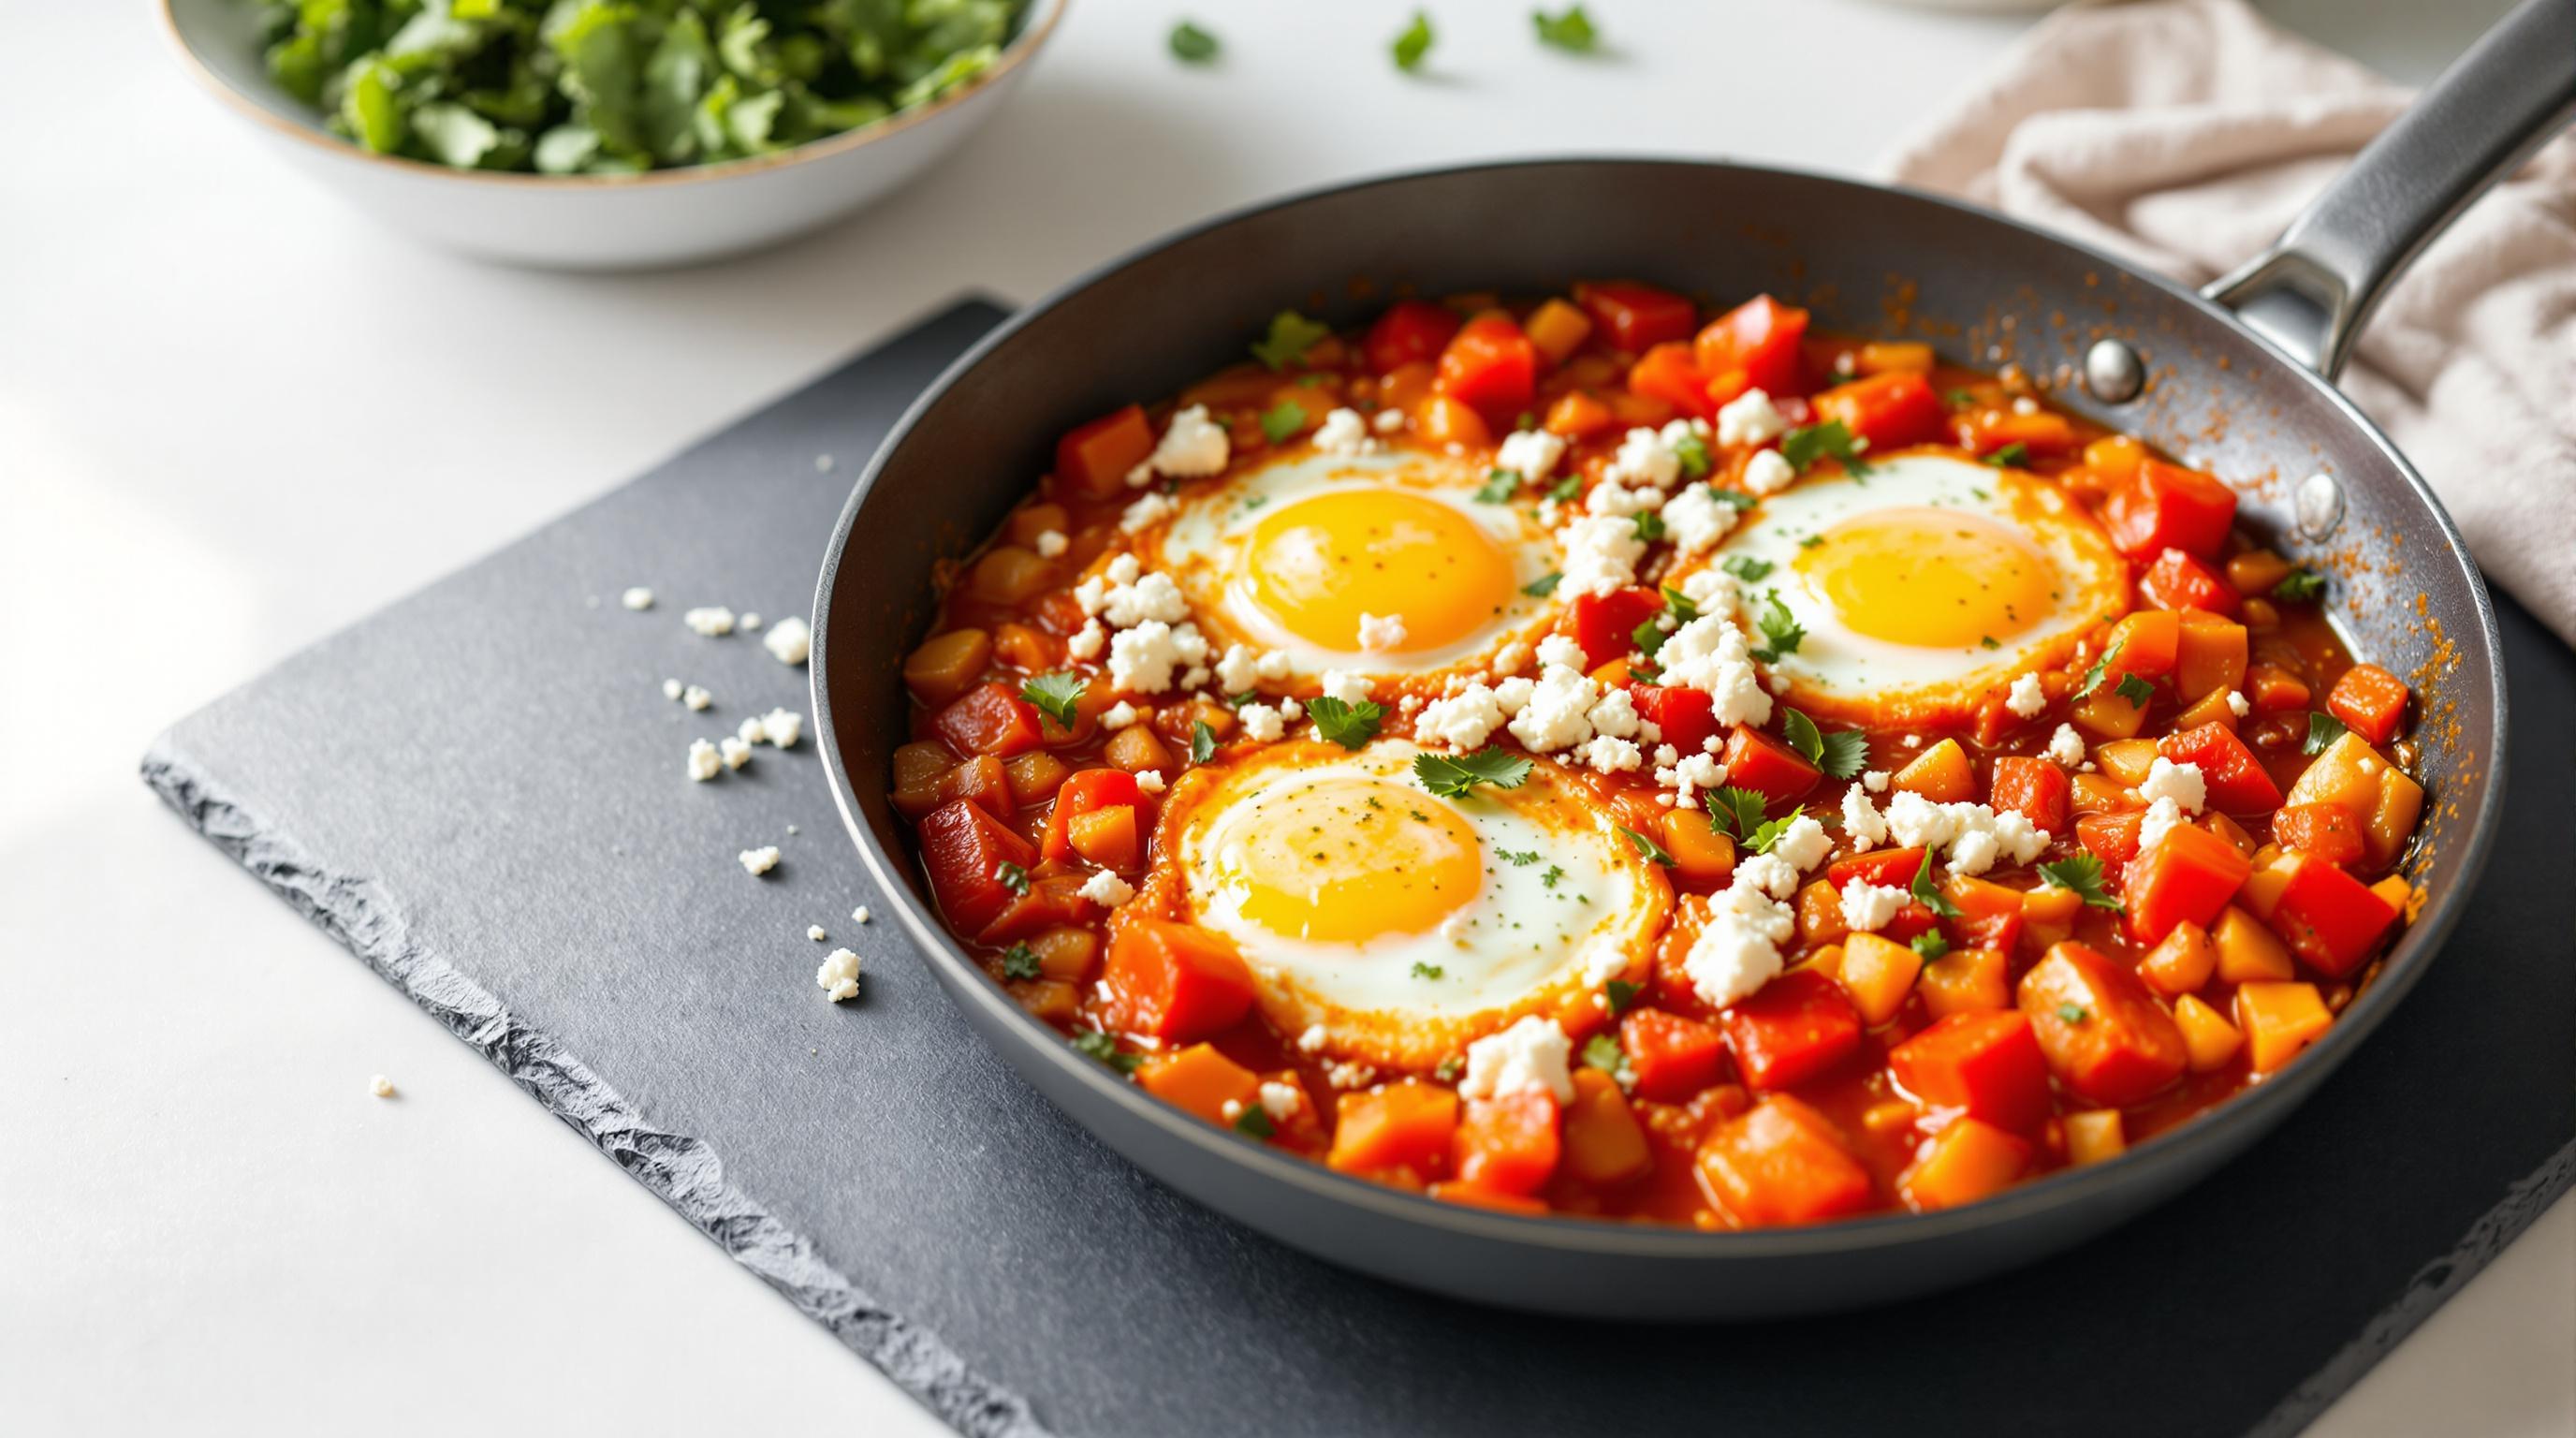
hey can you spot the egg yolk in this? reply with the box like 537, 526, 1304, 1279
1242, 489, 1517, 653
1219, 776, 1484, 945
1794, 506, 2057, 649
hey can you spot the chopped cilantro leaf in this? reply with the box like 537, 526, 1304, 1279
2057, 1003, 2090, 1025
1911, 849, 1964, 918
1523, 571, 1563, 597
1710, 488, 1759, 510
1721, 554, 1774, 583
1072, 1030, 1141, 1074
1674, 431, 1712, 478
1604, 978, 1643, 1014
1910, 931, 1951, 962
1532, 5, 1599, 51
1661, 585, 1700, 624
1226, 691, 1259, 708
995, 861, 1031, 896
1983, 442, 2030, 468
1632, 510, 1666, 544
1542, 864, 1565, 889
2275, 568, 2328, 603
1019, 672, 1085, 729
1392, 9, 1435, 70
1435, 1055, 1464, 1082
1581, 1033, 1633, 1086
1474, 469, 1520, 503
1190, 720, 1216, 765
1233, 1106, 1275, 1137
1749, 592, 1805, 663
2305, 712, 2349, 756
1260, 400, 1309, 445
1411, 961, 1445, 980
1780, 419, 1866, 474
1251, 311, 1332, 371
1001, 945, 1042, 980
1414, 747, 1534, 798
2037, 854, 2123, 911
1309, 696, 1384, 749
1943, 388, 1978, 407
1168, 21, 1219, 63
1546, 475, 1582, 503
1632, 617, 1669, 658
1500, 848, 1542, 866
1618, 825, 1675, 866
1980, 636, 2000, 650
1743, 806, 1804, 856
2078, 638, 2126, 697
1705, 785, 1767, 843
2114, 673, 2156, 709
1781, 709, 1865, 778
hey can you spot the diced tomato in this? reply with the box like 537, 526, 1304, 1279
1328, 1080, 1459, 1180
2017, 942, 2188, 1106
2244, 663, 2311, 714
1435, 315, 1539, 418
1944, 876, 2026, 957
1053, 404, 1155, 499
1694, 1093, 1875, 1226
1620, 1008, 1729, 1102
1720, 968, 1863, 1091
2269, 858, 2400, 977
1953, 406, 2078, 456
1628, 682, 1719, 756
1721, 725, 1821, 807
2157, 723, 2284, 813
1988, 756, 2071, 834
2274, 802, 2364, 866
935, 754, 1013, 821
2076, 810, 2146, 888
1100, 917, 1257, 1044
1627, 342, 1714, 420
1810, 372, 1944, 450
2102, 458, 2238, 559
916, 798, 1038, 937
1575, 280, 1699, 352
1890, 1011, 2053, 1133
977, 873, 1098, 945
1570, 586, 1666, 670
1544, 389, 1617, 440
2326, 663, 2410, 744
931, 682, 1044, 760
2124, 824, 2253, 946
2140, 548, 2241, 616
1040, 768, 1146, 863
1452, 1092, 1563, 1196
1826, 845, 1928, 891
1899, 1117, 2032, 1212
1691, 295, 1808, 398
1363, 300, 1462, 375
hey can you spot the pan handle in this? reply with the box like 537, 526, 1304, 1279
2203, 0, 2576, 380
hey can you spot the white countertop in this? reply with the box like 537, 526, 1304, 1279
4, 1, 2567, 1432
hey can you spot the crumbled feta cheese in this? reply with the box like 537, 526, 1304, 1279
1678, 566, 1741, 612
1507, 666, 1603, 752
2012, 395, 2040, 416
2140, 757, 2207, 814
368, 1074, 396, 1098
1296, 1023, 1328, 1053
2138, 797, 2188, 854
1100, 701, 1140, 731
1076, 870, 1135, 906
1685, 879, 1795, 1008
1840, 879, 1912, 933
621, 587, 655, 610
1587, 475, 1667, 518
1604, 425, 1686, 491
1495, 427, 1567, 482
681, 684, 713, 712
1557, 514, 1648, 598
2227, 689, 2251, 718
1533, 634, 1586, 672
808, 925, 828, 942
1320, 669, 1373, 705
2006, 671, 2047, 719
816, 947, 862, 1003
739, 845, 781, 876
662, 678, 684, 700
1109, 621, 1187, 694
1660, 484, 1740, 560
1356, 612, 1409, 653
1458, 1016, 1574, 1103
1314, 407, 1375, 457
1144, 404, 1230, 478
1717, 389, 1789, 448
1373, 406, 1405, 433
1067, 621, 1106, 661
1279, 697, 1303, 722
1652, 616, 1773, 727
1742, 448, 1796, 495
739, 716, 766, 745
2045, 724, 2086, 767
1770, 814, 1832, 873
1578, 735, 1643, 774
1034, 529, 1070, 558
1673, 752, 1728, 805
1842, 785, 1886, 849
1120, 491, 1177, 534
1328, 1062, 1376, 1091
1863, 769, 1892, 793
683, 606, 736, 637
1083, 567, 1191, 629
759, 709, 802, 748
1883, 792, 2050, 876
686, 739, 723, 782
852, 906, 871, 924
1214, 644, 1264, 694
1135, 770, 1167, 795
1258, 1080, 1302, 1123
741, 614, 762, 631
763, 615, 812, 666
1415, 682, 1507, 750
1586, 686, 1642, 739
1237, 703, 1286, 742
720, 736, 754, 770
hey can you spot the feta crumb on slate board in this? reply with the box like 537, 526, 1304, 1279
817, 948, 862, 1002
683, 606, 736, 637
622, 587, 654, 610
764, 615, 812, 666
369, 1075, 396, 1098
739, 845, 781, 877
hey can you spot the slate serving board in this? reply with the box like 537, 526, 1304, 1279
146, 300, 2576, 1438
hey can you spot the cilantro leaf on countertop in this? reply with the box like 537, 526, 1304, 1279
1392, 10, 1436, 70
1533, 6, 1600, 52
1168, 21, 1219, 62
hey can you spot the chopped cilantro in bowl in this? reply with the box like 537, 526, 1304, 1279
246, 0, 1032, 175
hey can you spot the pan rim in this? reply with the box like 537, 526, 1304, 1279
810, 155, 2510, 1267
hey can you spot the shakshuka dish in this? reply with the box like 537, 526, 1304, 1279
890, 284, 2427, 1228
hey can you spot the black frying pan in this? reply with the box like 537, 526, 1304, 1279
812, 0, 2569, 1318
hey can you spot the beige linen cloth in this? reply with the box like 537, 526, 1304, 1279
1880, 0, 2576, 647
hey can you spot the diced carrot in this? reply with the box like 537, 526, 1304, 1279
2275, 801, 2364, 866
2017, 942, 2188, 1106
1574, 280, 1697, 352
1988, 756, 2071, 834
976, 873, 1100, 946
2268, 858, 2400, 977
1628, 342, 1714, 420
1892, 737, 1975, 802
2212, 904, 2294, 983
1452, 1092, 1563, 1196
2326, 663, 2410, 744
1066, 806, 1140, 872
1054, 404, 1156, 499
1416, 393, 1491, 448
2173, 993, 2244, 1072
2081, 435, 2148, 488
1721, 725, 1821, 806
1327, 1081, 1461, 1180
1944, 875, 2027, 956
2158, 722, 2284, 814
2076, 810, 2147, 889
1898, 1117, 2030, 1212
2102, 458, 2237, 559
1694, 1093, 1875, 1226
1837, 932, 1924, 1028
1691, 295, 1808, 397
1041, 767, 1145, 862
2283, 731, 2423, 869
931, 682, 1045, 760
904, 629, 993, 707
2066, 1109, 2126, 1167
1136, 1043, 1261, 1126
2103, 610, 2181, 682
2174, 609, 2250, 699
1560, 1068, 1652, 1185
1720, 969, 1863, 1090
1544, 389, 1617, 439
1889, 1010, 2052, 1133
2235, 981, 2333, 1073
1523, 297, 1594, 366
1661, 809, 1737, 887
1100, 917, 1258, 1043
1919, 946, 2011, 1019
1856, 341, 1935, 374
1811, 372, 1944, 450
1620, 1008, 1728, 1103
916, 798, 1039, 937
2140, 548, 2241, 616
1363, 301, 1462, 376
2125, 822, 2253, 946
2244, 662, 2311, 713
2138, 919, 2217, 997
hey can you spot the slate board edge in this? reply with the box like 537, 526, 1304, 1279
139, 738, 1058, 1438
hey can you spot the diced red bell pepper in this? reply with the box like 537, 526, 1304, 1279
1988, 756, 2071, 834
2123, 823, 2252, 946
1691, 295, 1808, 399
1627, 342, 1714, 420
1810, 372, 1944, 451
1620, 1008, 1729, 1102
1694, 1093, 1874, 1226
1721, 725, 1821, 807
1569, 586, 1666, 670
931, 682, 1044, 760
2268, 858, 2400, 978
1435, 314, 1539, 418
1575, 280, 1699, 352
1945, 877, 2025, 956
916, 798, 1039, 937
1628, 682, 1720, 756
2017, 942, 2188, 1107
2102, 458, 2238, 559
1100, 917, 1258, 1044
2274, 802, 2364, 866
1054, 404, 1156, 499
1363, 300, 1462, 375
2076, 810, 2146, 888
1826, 845, 1929, 891
2140, 548, 2241, 616
2325, 663, 2410, 744
2157, 723, 2283, 813
1041, 768, 1146, 863
1720, 968, 1863, 1091
977, 873, 1099, 945
1889, 1011, 2052, 1134
1451, 1092, 1563, 1196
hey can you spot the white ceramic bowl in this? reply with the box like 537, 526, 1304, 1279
161, 0, 1063, 270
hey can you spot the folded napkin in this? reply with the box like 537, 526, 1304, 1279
1881, 0, 2576, 647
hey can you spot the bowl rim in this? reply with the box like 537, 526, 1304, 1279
810, 155, 2510, 1264
156, 0, 1065, 191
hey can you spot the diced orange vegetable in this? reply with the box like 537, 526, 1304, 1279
2174, 610, 2250, 699
1100, 917, 1258, 1043
2283, 731, 2422, 869
2326, 663, 2410, 744
2213, 904, 2294, 982
1453, 1092, 1563, 1196
1544, 389, 1617, 440
1435, 314, 1539, 418
1661, 809, 1736, 885
1812, 372, 1945, 450
1054, 404, 1156, 499
1621, 1008, 1729, 1103
1137, 1043, 1261, 1126
1560, 1069, 1652, 1186
1041, 767, 1144, 862
1523, 297, 1594, 366
2275, 801, 2364, 866
2125, 823, 2253, 946
2173, 993, 2244, 1072
1066, 805, 1140, 872
2082, 434, 2147, 487
1327, 1081, 1461, 1180
904, 629, 992, 706
932, 681, 1045, 760
1892, 738, 1975, 803
2065, 1109, 2126, 1167
1427, 1181, 1547, 1214
1837, 932, 1925, 1028
1691, 295, 1808, 397
2018, 942, 2188, 1107
2102, 457, 2237, 559
2103, 610, 2180, 682
1889, 1010, 2052, 1133
2244, 663, 2311, 713
1919, 946, 2012, 1019
1417, 393, 1492, 448
1856, 341, 1934, 374
2235, 981, 2333, 1073
1573, 280, 1696, 352
2138, 919, 2217, 997
1898, 1117, 2030, 1212
1721, 969, 1864, 1091
1989, 756, 2071, 833
2268, 858, 2400, 977
1694, 1094, 1876, 1226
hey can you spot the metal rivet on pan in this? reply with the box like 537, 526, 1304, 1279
2083, 340, 2144, 404
2295, 471, 2345, 539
